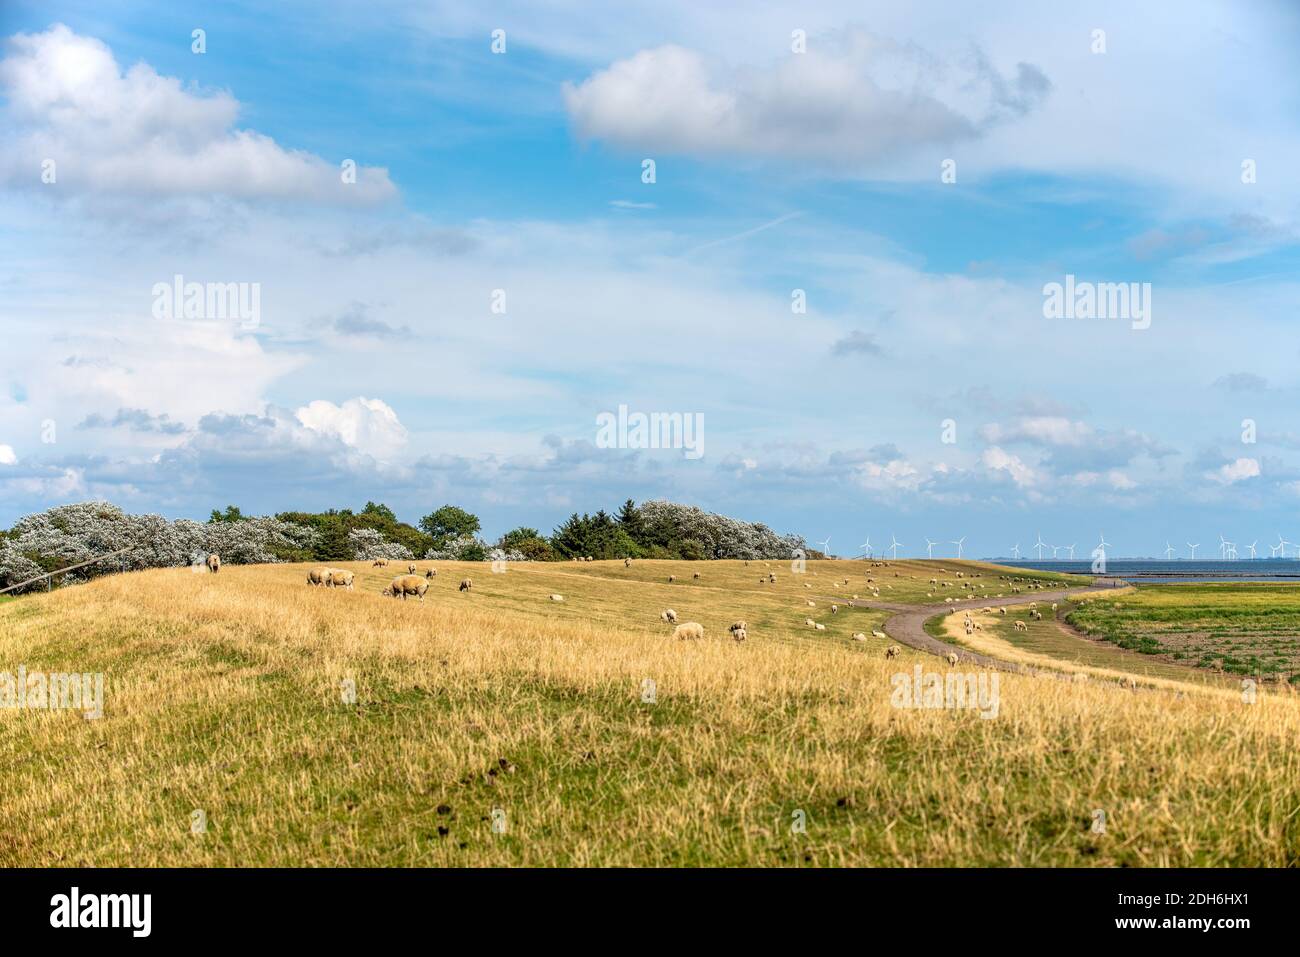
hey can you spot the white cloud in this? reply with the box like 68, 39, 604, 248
0, 445, 16, 465
564, 33, 1048, 166
1210, 457, 1260, 485
295, 397, 408, 461
0, 25, 395, 203
981, 446, 1037, 487
981, 417, 1092, 446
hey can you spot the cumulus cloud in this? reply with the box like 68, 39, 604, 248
981, 447, 1037, 487
1210, 457, 1260, 485
1212, 372, 1268, 392
79, 407, 187, 435
831, 330, 883, 357
0, 24, 395, 203
329, 303, 411, 340
295, 397, 408, 461
979, 417, 1173, 472
564, 31, 1049, 166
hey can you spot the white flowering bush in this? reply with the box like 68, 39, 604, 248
423, 533, 491, 561
638, 500, 804, 560
0, 502, 317, 593
347, 527, 414, 561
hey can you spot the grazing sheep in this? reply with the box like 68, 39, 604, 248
945, 652, 959, 666
328, 569, 355, 590
306, 568, 327, 586
831, 604, 838, 614
672, 621, 705, 640
383, 574, 427, 601
885, 645, 901, 659
408, 563, 417, 575
425, 569, 437, 579
872, 630, 887, 640
731, 627, 747, 643
805, 618, 816, 627
807, 600, 816, 607
999, 607, 1007, 615
1014, 620, 1027, 631
1050, 603, 1058, 611
692, 573, 700, 580
549, 594, 564, 602
768, 574, 777, 583
729, 620, 747, 634
661, 609, 678, 623
851, 632, 867, 642
372, 559, 389, 567
668, 575, 676, 583
206, 553, 221, 574
458, 578, 472, 592
815, 623, 826, 631
624, 558, 632, 567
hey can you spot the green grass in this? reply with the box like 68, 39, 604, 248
1067, 584, 1300, 681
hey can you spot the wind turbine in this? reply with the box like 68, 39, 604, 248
924, 538, 937, 559
1034, 532, 1048, 560
888, 535, 903, 560
1246, 541, 1258, 559
1011, 543, 1021, 560
950, 536, 966, 559
1273, 534, 1287, 558
1067, 544, 1077, 560
1218, 535, 1234, 560
859, 538, 872, 558
1050, 544, 1062, 559
1097, 531, 1111, 554
816, 536, 831, 557
1163, 542, 1175, 560
1187, 542, 1199, 560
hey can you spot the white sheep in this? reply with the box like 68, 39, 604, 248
328, 569, 354, 590
549, 594, 564, 602
851, 632, 867, 642
207, 553, 221, 574
383, 574, 427, 601
945, 652, 959, 666
885, 645, 901, 659
872, 630, 887, 640
672, 621, 705, 640
458, 578, 472, 592
306, 568, 327, 586
660, 609, 678, 623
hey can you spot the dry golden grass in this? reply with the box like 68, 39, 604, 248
1, 558, 1296, 866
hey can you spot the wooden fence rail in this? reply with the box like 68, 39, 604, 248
0, 545, 136, 595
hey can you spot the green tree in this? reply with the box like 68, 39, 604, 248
419, 505, 481, 545
361, 501, 397, 523
616, 499, 646, 542
208, 505, 245, 523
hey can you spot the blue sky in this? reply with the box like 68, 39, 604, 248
2, 0, 1300, 557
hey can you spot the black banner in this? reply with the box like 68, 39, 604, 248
0, 867, 1279, 943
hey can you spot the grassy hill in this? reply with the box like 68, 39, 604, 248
1, 558, 1297, 866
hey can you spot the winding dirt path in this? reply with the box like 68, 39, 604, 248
849, 587, 1090, 673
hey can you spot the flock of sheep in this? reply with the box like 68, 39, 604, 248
300, 559, 472, 602
281, 554, 1057, 666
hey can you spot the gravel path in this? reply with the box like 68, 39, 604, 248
849, 587, 1087, 673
